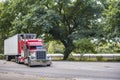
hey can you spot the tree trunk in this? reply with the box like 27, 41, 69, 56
63, 39, 75, 60
63, 46, 74, 60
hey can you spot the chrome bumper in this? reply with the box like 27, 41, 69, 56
30, 60, 52, 66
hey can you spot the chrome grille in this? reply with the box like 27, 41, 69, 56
36, 51, 46, 60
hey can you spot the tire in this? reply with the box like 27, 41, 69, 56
15, 56, 21, 64
28, 58, 32, 67
6, 56, 11, 61
15, 56, 18, 63
17, 59, 21, 64
47, 64, 51, 66
47, 61, 52, 66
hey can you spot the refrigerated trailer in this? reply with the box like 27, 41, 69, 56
4, 34, 51, 66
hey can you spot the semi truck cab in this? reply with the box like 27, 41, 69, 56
4, 34, 51, 67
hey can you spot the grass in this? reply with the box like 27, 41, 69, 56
39, 78, 45, 80
67, 56, 120, 62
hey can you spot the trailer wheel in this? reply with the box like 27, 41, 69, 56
15, 56, 18, 63
28, 58, 32, 67
6, 56, 11, 61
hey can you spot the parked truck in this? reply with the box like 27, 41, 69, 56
4, 34, 52, 66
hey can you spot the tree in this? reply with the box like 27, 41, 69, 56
11, 0, 41, 34
0, 0, 14, 53
0, 0, 103, 60
103, 0, 120, 38
42, 0, 103, 60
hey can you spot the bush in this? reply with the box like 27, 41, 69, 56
0, 54, 5, 59
74, 38, 96, 53
67, 54, 76, 61
48, 41, 64, 54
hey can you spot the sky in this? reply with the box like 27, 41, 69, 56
0, 0, 5, 2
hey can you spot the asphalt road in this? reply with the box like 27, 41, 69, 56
0, 60, 120, 80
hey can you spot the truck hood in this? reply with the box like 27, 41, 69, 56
27, 42, 43, 46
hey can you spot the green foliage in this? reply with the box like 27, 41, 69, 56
103, 0, 120, 38
74, 38, 96, 53
116, 56, 120, 61
48, 41, 55, 54
0, 54, 5, 59
92, 38, 120, 53
48, 41, 64, 54
93, 39, 111, 53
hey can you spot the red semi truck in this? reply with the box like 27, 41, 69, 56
4, 34, 51, 66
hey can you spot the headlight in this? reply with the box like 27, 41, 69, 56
46, 56, 51, 60
30, 52, 36, 59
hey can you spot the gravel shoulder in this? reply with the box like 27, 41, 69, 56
0, 72, 40, 80
0, 72, 71, 80
0, 60, 70, 80
0, 60, 120, 80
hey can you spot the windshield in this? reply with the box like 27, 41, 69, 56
30, 46, 43, 50
25, 34, 36, 39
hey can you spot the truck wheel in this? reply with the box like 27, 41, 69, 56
15, 56, 18, 63
6, 56, 11, 61
15, 56, 20, 64
28, 58, 32, 67
17, 59, 21, 64
47, 64, 51, 66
